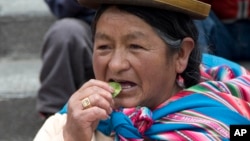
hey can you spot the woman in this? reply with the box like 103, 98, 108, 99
34, 0, 250, 140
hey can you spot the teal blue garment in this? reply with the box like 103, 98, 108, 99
202, 53, 243, 76
60, 103, 67, 114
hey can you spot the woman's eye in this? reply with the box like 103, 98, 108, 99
97, 45, 110, 50
130, 44, 144, 50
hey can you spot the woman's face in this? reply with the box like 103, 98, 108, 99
93, 7, 182, 109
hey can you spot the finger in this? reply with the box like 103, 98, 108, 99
79, 79, 114, 94
69, 85, 112, 106
83, 107, 110, 121
66, 107, 109, 133
76, 84, 114, 106
88, 93, 113, 114
88, 85, 114, 103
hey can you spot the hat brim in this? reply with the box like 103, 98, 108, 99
77, 0, 211, 19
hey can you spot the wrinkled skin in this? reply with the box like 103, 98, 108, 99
63, 6, 194, 141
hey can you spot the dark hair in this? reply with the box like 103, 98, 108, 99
92, 5, 201, 88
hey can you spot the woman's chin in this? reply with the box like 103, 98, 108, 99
113, 99, 138, 109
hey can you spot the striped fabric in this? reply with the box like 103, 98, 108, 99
96, 54, 250, 141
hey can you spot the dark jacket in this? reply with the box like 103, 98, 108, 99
45, 0, 95, 24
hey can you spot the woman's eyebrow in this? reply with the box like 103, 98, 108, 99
95, 31, 148, 41
94, 33, 112, 41
124, 31, 148, 40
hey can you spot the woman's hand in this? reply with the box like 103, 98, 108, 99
63, 79, 114, 141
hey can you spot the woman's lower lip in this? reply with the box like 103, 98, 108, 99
119, 85, 137, 95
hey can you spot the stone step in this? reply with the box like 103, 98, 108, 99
0, 0, 55, 59
0, 0, 54, 140
0, 58, 43, 141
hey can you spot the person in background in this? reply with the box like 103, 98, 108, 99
36, 0, 95, 119
34, 0, 250, 140
195, 0, 250, 61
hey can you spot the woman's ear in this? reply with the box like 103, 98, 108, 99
175, 37, 194, 73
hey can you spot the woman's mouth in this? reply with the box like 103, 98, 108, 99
119, 81, 136, 89
109, 79, 137, 90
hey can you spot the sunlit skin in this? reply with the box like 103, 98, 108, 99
93, 7, 185, 109
64, 6, 194, 141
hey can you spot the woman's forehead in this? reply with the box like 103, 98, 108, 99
95, 8, 159, 40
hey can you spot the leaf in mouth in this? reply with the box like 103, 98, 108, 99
109, 82, 122, 98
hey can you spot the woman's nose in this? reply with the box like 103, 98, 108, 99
108, 51, 130, 74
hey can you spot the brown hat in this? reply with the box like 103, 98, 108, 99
77, 0, 211, 19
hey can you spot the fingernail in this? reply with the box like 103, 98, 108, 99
109, 107, 113, 114
106, 115, 111, 119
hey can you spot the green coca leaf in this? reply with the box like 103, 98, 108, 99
109, 82, 122, 98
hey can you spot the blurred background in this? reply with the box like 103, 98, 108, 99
0, 0, 55, 140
